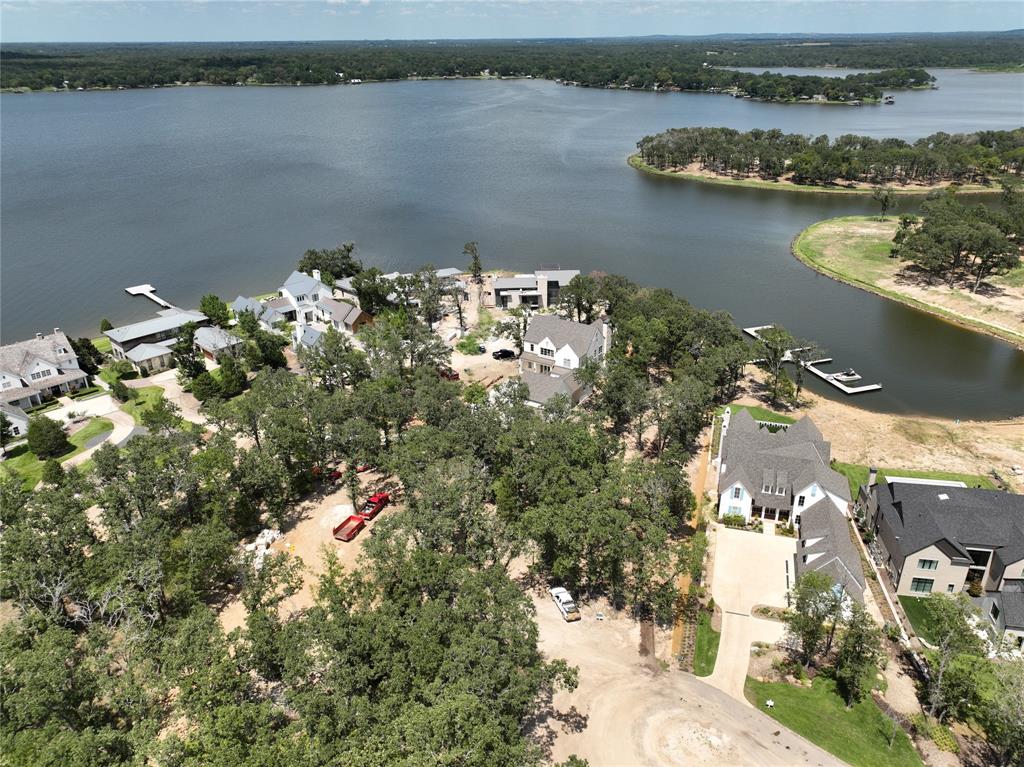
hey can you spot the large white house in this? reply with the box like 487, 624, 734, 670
0, 329, 91, 409
716, 408, 850, 525
518, 314, 609, 407
277, 270, 333, 324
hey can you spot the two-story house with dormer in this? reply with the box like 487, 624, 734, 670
0, 329, 90, 409
717, 408, 851, 526
278, 270, 333, 325
518, 314, 609, 407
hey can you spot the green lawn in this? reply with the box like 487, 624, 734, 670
745, 676, 922, 767
91, 336, 112, 355
897, 596, 945, 645
719, 404, 796, 425
119, 386, 165, 425
832, 461, 996, 499
692, 611, 721, 677
1, 417, 114, 489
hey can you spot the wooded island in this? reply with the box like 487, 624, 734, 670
634, 127, 1024, 192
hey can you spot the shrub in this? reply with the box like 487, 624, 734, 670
100, 318, 113, 332
27, 417, 71, 459
110, 379, 136, 403
41, 458, 65, 486
191, 371, 223, 402
721, 513, 746, 528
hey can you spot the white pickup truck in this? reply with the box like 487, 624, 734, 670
549, 586, 581, 622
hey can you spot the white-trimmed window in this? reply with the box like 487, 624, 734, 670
732, 486, 742, 500
810, 485, 818, 497
540, 364, 551, 374
540, 347, 554, 358
797, 495, 805, 507
917, 559, 938, 571
728, 506, 741, 515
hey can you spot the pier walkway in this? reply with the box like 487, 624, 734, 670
743, 325, 882, 395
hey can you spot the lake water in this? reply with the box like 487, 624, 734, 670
2, 69, 1023, 418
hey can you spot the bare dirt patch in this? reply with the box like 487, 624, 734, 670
735, 367, 1024, 493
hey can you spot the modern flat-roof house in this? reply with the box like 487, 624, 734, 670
518, 314, 609, 407
194, 326, 244, 361
0, 329, 91, 408
795, 501, 866, 604
717, 408, 850, 525
277, 270, 333, 324
858, 480, 1024, 650
104, 309, 208, 366
492, 269, 579, 310
0, 402, 30, 440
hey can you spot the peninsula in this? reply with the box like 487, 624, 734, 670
792, 214, 1024, 348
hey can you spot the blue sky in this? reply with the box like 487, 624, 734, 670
1, 1, 1021, 43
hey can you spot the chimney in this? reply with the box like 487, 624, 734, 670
867, 467, 878, 488
312, 269, 322, 283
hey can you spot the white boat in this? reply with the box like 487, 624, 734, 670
831, 368, 862, 383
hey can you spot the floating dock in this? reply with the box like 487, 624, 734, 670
125, 284, 173, 309
743, 325, 882, 395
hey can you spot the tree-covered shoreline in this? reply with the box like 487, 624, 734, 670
635, 127, 1024, 188
5, 33, 1018, 97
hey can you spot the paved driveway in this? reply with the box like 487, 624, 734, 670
706, 525, 797, 704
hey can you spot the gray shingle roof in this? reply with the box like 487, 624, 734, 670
521, 370, 583, 405
720, 409, 850, 509
874, 482, 1024, 565
194, 326, 242, 353
126, 342, 175, 363
281, 270, 330, 297
523, 315, 604, 359
104, 310, 206, 344
317, 297, 366, 327
0, 331, 79, 379
796, 500, 866, 602
998, 592, 1024, 630
297, 326, 324, 349
0, 402, 28, 424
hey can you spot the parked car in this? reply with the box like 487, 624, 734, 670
476, 344, 487, 354
360, 492, 391, 520
491, 348, 516, 360
550, 587, 581, 622
333, 514, 367, 542
438, 367, 460, 381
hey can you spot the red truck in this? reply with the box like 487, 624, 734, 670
332, 514, 366, 542
360, 492, 391, 520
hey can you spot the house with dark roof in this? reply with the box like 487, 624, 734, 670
795, 502, 866, 604
717, 408, 850, 525
518, 314, 609, 407
858, 480, 1024, 650
0, 329, 91, 408
491, 269, 579, 310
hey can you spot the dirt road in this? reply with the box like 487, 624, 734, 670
532, 590, 842, 767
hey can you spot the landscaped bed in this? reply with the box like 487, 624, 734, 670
745, 675, 922, 767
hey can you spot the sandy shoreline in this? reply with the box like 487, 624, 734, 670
629, 154, 1002, 196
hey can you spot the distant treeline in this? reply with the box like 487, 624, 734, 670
3, 34, 1018, 96
635, 127, 1024, 186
